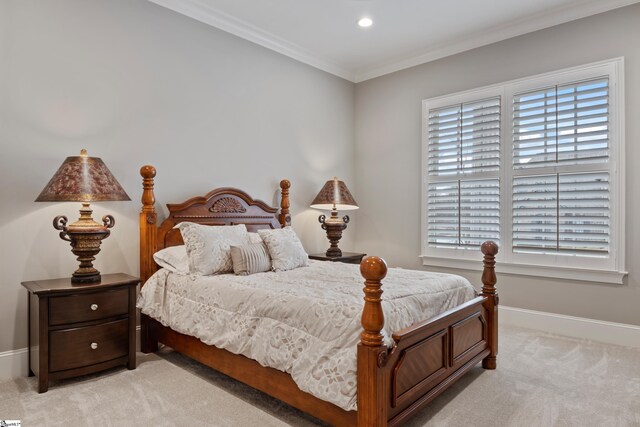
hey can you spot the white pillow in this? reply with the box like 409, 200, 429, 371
153, 245, 189, 275
248, 232, 263, 244
176, 222, 250, 275
258, 227, 308, 272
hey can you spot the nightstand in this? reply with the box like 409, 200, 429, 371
308, 252, 366, 265
21, 273, 139, 393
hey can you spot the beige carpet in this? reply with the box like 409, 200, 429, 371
1, 325, 639, 426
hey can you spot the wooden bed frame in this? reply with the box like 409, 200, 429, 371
138, 165, 499, 426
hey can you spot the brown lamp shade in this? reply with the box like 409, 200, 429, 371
310, 177, 358, 211
35, 149, 130, 202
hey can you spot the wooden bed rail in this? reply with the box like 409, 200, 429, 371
358, 242, 499, 426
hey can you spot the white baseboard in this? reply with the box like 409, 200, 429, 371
500, 305, 640, 348
0, 327, 142, 381
0, 348, 29, 380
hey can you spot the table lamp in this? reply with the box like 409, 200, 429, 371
35, 149, 130, 283
310, 177, 358, 257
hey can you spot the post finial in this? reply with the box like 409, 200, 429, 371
481, 240, 499, 257
279, 179, 291, 227
360, 256, 387, 348
140, 165, 156, 179
360, 256, 387, 283
140, 165, 156, 214
481, 240, 498, 295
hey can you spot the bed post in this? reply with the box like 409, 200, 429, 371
140, 165, 159, 353
278, 179, 291, 228
358, 256, 389, 427
480, 241, 499, 370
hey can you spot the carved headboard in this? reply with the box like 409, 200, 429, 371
139, 165, 291, 283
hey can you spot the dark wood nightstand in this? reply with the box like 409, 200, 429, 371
21, 273, 139, 393
308, 252, 366, 265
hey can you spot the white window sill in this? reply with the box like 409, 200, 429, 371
419, 255, 627, 285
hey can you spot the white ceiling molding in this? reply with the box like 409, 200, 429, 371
149, 0, 355, 81
354, 0, 639, 82
149, 0, 638, 84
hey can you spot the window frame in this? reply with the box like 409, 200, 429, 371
420, 58, 626, 284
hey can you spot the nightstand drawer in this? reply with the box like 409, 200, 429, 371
49, 319, 129, 372
49, 288, 129, 325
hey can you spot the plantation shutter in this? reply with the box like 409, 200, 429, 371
513, 77, 609, 168
426, 97, 500, 249
511, 76, 610, 256
512, 172, 609, 255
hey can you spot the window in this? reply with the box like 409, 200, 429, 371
421, 59, 626, 284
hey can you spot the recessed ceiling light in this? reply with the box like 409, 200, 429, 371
358, 17, 373, 28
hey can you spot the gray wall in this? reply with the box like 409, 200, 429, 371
354, 4, 640, 326
0, 0, 355, 353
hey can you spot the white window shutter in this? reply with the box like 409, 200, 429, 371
511, 76, 611, 258
512, 174, 558, 252
427, 181, 460, 248
460, 179, 500, 248
426, 97, 500, 250
513, 77, 609, 168
559, 172, 609, 255
512, 172, 609, 256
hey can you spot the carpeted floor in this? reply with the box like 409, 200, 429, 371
1, 325, 639, 426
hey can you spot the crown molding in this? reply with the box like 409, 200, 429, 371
354, 0, 639, 82
149, 0, 638, 84
149, 0, 355, 82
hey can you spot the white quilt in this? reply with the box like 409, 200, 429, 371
137, 260, 476, 411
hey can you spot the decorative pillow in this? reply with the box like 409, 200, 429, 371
248, 232, 263, 244
230, 243, 272, 276
176, 222, 250, 275
258, 227, 308, 272
153, 245, 189, 275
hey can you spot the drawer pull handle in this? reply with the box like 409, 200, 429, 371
90, 304, 98, 311
90, 342, 98, 350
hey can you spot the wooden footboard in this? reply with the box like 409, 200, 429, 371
138, 166, 498, 426
358, 242, 499, 426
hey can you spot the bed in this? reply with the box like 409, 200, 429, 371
138, 165, 499, 426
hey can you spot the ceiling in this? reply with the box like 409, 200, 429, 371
150, 0, 638, 82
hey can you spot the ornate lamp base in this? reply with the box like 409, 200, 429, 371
54, 203, 115, 284
318, 210, 349, 258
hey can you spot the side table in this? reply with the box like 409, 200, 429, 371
21, 273, 139, 393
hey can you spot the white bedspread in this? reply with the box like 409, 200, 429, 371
137, 260, 476, 411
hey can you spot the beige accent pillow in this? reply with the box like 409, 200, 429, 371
258, 227, 308, 272
176, 222, 250, 275
230, 243, 272, 276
